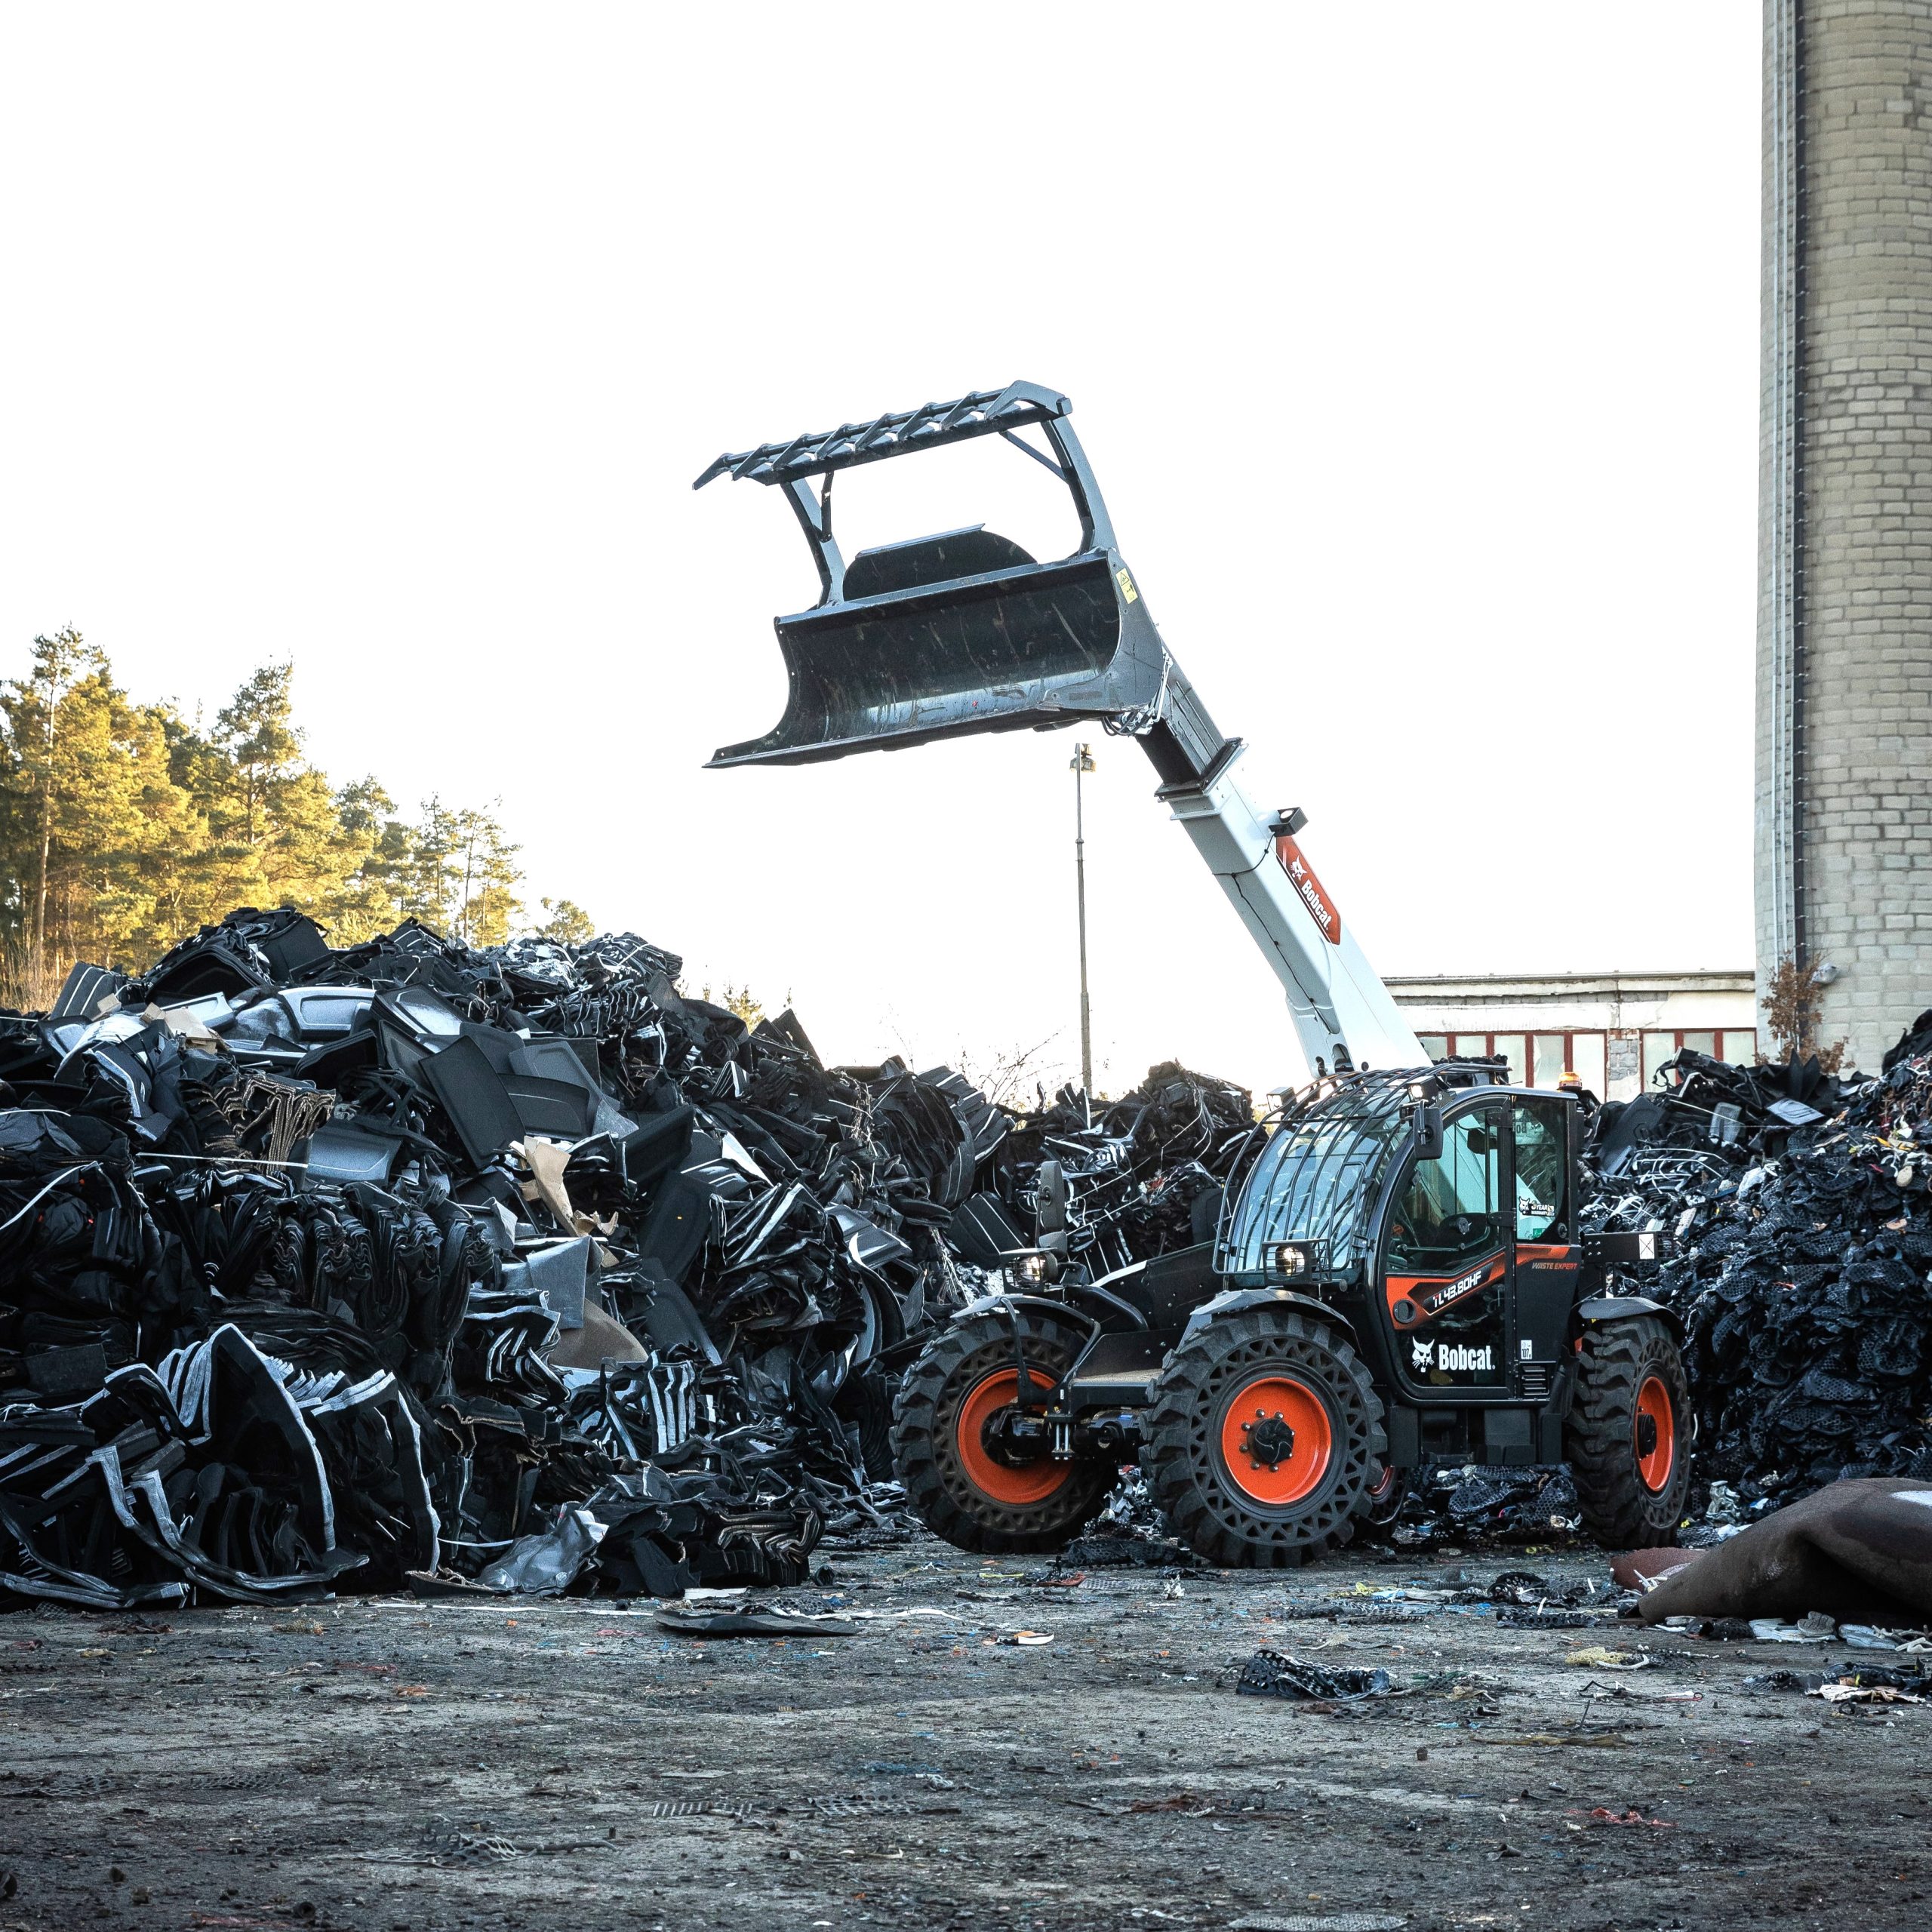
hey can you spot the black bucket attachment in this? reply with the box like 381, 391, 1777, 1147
697, 383, 1181, 770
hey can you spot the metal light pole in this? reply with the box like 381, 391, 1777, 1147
1071, 741, 1096, 1101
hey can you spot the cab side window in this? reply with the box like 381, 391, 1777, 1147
1386, 1109, 1503, 1275
1511, 1097, 1569, 1243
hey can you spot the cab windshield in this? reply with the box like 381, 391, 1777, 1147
1223, 1086, 1414, 1278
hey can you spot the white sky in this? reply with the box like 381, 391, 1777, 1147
0, 5, 1761, 1101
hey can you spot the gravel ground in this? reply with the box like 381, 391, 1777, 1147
2, 1531, 1928, 1932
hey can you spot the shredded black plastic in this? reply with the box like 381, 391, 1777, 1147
1235, 1651, 1392, 1700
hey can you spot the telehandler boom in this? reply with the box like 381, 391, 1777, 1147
698, 381, 1417, 1081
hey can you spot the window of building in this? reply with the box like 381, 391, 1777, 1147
1427, 1029, 1609, 1091
1643, 1028, 1760, 1085
1569, 1032, 1607, 1097
1532, 1033, 1566, 1087
1447, 1032, 1525, 1081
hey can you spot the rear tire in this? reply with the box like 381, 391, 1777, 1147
890, 1309, 1109, 1553
1143, 1309, 1385, 1567
1565, 1316, 1691, 1546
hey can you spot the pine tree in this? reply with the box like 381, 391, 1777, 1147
2, 630, 105, 1001
535, 897, 595, 944
447, 803, 521, 946
327, 776, 415, 942
214, 663, 301, 851
0, 636, 205, 1002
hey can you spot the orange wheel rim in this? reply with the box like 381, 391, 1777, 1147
955, 1369, 1069, 1506
1219, 1374, 1333, 1505
1635, 1374, 1675, 1492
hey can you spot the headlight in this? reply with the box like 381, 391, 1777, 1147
1272, 1241, 1321, 1280
1014, 1253, 1052, 1284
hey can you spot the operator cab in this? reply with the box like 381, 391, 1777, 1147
1220, 1066, 1584, 1449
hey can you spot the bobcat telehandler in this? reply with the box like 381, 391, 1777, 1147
695, 383, 1688, 1563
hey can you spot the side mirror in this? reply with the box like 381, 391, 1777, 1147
1034, 1158, 1067, 1237
1414, 1103, 1444, 1162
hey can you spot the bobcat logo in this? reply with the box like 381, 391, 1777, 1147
1411, 1337, 1496, 1376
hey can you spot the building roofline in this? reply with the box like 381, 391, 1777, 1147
1386, 970, 1755, 1000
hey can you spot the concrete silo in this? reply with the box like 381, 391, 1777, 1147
1758, 0, 1932, 1065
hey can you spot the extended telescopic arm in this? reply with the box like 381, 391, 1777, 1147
696, 382, 1425, 1079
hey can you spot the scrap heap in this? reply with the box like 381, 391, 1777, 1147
0, 906, 1248, 1608
956, 1063, 1254, 1278
1586, 1017, 1932, 1507
0, 909, 1008, 1607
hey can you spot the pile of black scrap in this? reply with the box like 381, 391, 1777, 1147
1582, 1019, 1932, 1505
1583, 1045, 1844, 1232
0, 908, 999, 1608
951, 1061, 1255, 1281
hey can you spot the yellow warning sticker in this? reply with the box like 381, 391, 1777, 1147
1115, 567, 1137, 604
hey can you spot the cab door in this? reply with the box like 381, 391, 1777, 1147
1380, 1101, 1512, 1395
1508, 1093, 1580, 1401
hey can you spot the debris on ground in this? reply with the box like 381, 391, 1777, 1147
1749, 1659, 1932, 1699
651, 1605, 858, 1638
1809, 1678, 1927, 1706
1564, 1806, 1675, 1829
1374, 1462, 1584, 1550
1235, 1651, 1392, 1701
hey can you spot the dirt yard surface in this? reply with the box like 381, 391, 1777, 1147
2, 1532, 1927, 1932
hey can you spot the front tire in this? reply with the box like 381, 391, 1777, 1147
1143, 1309, 1385, 1567
890, 1309, 1110, 1553
1565, 1315, 1691, 1546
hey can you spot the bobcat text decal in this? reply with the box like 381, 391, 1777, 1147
1272, 833, 1343, 946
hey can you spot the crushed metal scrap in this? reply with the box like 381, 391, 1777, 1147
0, 907, 1250, 1608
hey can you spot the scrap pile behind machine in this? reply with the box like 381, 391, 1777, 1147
1584, 1018, 1932, 1507
0, 906, 1247, 1610
0, 908, 995, 1607
965, 1064, 1255, 1277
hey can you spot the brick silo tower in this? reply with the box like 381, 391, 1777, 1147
1758, 0, 1932, 1068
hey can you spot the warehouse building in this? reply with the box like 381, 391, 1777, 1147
1386, 970, 1758, 1101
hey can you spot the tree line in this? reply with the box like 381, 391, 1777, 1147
0, 629, 590, 1009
